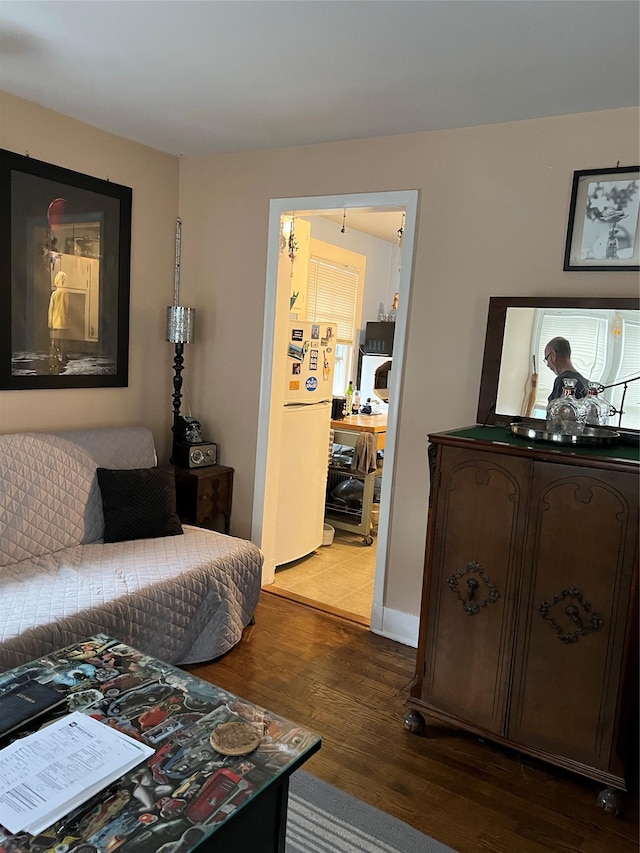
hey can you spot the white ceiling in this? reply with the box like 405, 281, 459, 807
1, 1, 638, 160
1, 2, 637, 243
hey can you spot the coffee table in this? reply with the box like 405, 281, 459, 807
0, 634, 321, 852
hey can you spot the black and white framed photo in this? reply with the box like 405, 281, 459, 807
563, 165, 639, 271
0, 149, 132, 390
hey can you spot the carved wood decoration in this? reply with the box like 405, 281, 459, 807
410, 433, 638, 796
447, 560, 500, 616
538, 587, 603, 643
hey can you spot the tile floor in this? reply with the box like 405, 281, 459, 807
267, 527, 377, 623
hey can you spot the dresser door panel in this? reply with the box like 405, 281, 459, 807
421, 448, 531, 733
509, 463, 638, 769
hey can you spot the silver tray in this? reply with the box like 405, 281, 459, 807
510, 420, 620, 446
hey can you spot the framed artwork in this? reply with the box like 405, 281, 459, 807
563, 165, 640, 271
0, 149, 132, 389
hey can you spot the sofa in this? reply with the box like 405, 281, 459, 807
0, 426, 263, 672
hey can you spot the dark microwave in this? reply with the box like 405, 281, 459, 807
363, 321, 395, 355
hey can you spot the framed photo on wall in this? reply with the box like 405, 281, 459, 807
0, 149, 132, 389
563, 165, 640, 271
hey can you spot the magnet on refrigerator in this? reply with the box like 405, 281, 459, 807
285, 321, 336, 404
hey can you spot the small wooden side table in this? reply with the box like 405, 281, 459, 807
173, 464, 234, 534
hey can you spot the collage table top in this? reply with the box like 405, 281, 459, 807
0, 634, 321, 852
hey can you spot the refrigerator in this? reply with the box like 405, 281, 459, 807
274, 321, 336, 566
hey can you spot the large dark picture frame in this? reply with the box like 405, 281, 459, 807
0, 149, 132, 389
563, 165, 640, 271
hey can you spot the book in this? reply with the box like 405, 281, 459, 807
0, 681, 67, 739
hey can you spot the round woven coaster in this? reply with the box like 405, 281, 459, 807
210, 722, 262, 756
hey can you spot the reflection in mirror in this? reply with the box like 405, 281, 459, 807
2, 147, 131, 390
23, 218, 102, 376
497, 308, 639, 428
477, 298, 640, 431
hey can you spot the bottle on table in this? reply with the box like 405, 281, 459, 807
345, 381, 354, 416
584, 381, 611, 426
353, 389, 361, 414
546, 377, 588, 435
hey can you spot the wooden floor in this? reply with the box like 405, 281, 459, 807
185, 593, 639, 853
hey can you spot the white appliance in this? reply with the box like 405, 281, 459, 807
359, 354, 391, 411
274, 321, 336, 566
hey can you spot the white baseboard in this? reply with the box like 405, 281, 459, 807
370, 603, 418, 648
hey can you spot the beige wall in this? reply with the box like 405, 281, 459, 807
0, 92, 180, 460
179, 107, 639, 617
2, 93, 637, 621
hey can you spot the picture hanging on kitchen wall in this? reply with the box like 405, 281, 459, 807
0, 148, 132, 389
563, 165, 639, 271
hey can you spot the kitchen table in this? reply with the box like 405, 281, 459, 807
327, 413, 387, 544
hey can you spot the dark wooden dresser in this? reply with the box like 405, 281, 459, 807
405, 425, 639, 811
173, 464, 234, 534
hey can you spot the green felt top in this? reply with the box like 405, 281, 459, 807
436, 425, 640, 464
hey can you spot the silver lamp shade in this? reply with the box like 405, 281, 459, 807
166, 305, 195, 344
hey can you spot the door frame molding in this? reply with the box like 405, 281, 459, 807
251, 190, 419, 634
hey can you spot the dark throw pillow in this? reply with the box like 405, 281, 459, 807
96, 466, 183, 543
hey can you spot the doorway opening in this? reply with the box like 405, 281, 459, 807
267, 526, 377, 626
251, 190, 419, 633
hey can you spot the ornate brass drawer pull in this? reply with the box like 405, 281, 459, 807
538, 587, 603, 643
447, 561, 500, 616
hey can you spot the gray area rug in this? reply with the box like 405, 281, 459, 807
287, 770, 458, 853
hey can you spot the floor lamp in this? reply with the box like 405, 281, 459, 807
166, 219, 195, 449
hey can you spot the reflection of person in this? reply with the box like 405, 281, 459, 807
544, 336, 588, 401
48, 270, 69, 372
48, 270, 69, 331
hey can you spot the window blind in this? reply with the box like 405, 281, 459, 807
534, 313, 608, 407
609, 319, 640, 428
307, 256, 359, 344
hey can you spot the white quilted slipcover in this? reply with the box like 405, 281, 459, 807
0, 428, 263, 672
0, 433, 101, 565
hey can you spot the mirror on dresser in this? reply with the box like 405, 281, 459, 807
477, 296, 640, 431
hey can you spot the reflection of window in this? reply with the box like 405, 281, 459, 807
532, 310, 640, 428
307, 242, 365, 395
332, 343, 351, 396
609, 318, 640, 429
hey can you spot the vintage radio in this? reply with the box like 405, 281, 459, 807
172, 416, 218, 468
